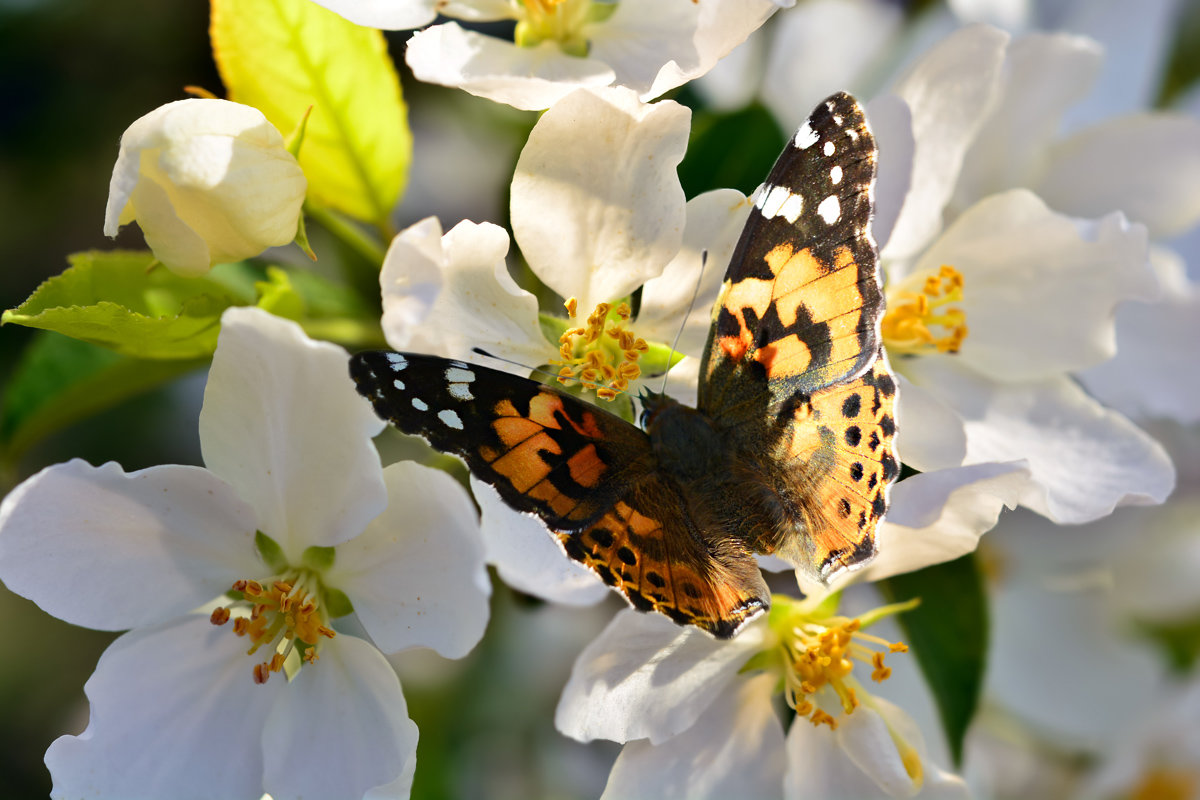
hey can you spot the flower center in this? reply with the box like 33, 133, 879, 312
769, 595, 916, 730
514, 0, 596, 56
1130, 767, 1199, 800
551, 297, 649, 401
882, 264, 968, 355
210, 572, 335, 684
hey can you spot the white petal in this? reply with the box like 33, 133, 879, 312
600, 674, 786, 800
1110, 498, 1200, 622
915, 190, 1152, 380
602, 0, 777, 101
0, 459, 255, 631
839, 697, 971, 800
555, 609, 764, 745
473, 477, 609, 606
1056, 0, 1180, 131
304, 0, 478, 30
406, 23, 615, 111
46, 616, 281, 800
1038, 112, 1200, 238
883, 25, 1009, 260
987, 563, 1168, 749
328, 461, 491, 659
785, 713, 888, 799
380, 217, 550, 371
586, 0, 701, 97
867, 92, 916, 253
200, 307, 388, 555
892, 374, 967, 473
511, 87, 690, 313
824, 461, 1030, 592
762, 0, 906, 132
1078, 278, 1200, 424
952, 33, 1102, 210
948, 0, 1032, 29
263, 635, 419, 800
636, 189, 750, 355
125, 165, 213, 275
904, 359, 1176, 523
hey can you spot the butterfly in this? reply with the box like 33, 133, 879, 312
350, 92, 898, 638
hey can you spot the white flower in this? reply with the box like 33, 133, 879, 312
0, 307, 490, 800
309, 0, 778, 110
104, 99, 307, 276
553, 462, 1031, 799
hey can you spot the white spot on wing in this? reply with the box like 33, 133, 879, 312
448, 382, 474, 402
411, 398, 428, 411
794, 121, 818, 150
778, 192, 805, 223
823, 140, 835, 156
445, 367, 475, 383
438, 409, 464, 430
758, 184, 790, 218
818, 195, 841, 224
830, 165, 843, 185
393, 378, 405, 391
386, 353, 407, 369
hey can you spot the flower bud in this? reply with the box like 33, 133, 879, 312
104, 99, 307, 276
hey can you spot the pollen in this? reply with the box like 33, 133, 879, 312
551, 297, 648, 401
882, 264, 968, 355
210, 574, 335, 684
770, 596, 916, 729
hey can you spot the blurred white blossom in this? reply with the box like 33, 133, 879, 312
104, 99, 307, 276
0, 308, 490, 800
313, 0, 777, 110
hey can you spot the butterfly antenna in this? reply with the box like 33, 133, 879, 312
658, 250, 709, 395
471, 348, 566, 385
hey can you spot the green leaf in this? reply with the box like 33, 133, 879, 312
0, 332, 205, 465
2, 251, 250, 359
877, 553, 988, 766
212, 0, 411, 230
678, 104, 786, 198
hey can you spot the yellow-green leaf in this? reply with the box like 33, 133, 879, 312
211, 0, 411, 230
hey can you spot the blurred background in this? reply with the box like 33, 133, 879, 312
3, 1, 1200, 798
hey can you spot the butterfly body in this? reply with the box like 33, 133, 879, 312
351, 92, 898, 638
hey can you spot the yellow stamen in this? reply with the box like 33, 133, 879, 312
551, 297, 647, 401
882, 264, 968, 354
1130, 767, 1199, 800
210, 573, 335, 683
773, 603, 910, 730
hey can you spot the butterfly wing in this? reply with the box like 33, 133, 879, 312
698, 92, 898, 583
350, 351, 767, 637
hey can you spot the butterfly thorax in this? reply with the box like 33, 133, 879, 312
640, 391, 727, 482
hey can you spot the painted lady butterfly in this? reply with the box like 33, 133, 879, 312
350, 93, 898, 638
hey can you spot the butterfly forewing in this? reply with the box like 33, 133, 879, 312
700, 91, 882, 414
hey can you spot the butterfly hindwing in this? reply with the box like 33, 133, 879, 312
559, 476, 767, 638
350, 351, 769, 637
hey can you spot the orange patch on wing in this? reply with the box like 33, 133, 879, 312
490, 434, 559, 492
493, 415, 543, 447
527, 478, 579, 517
566, 444, 606, 488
